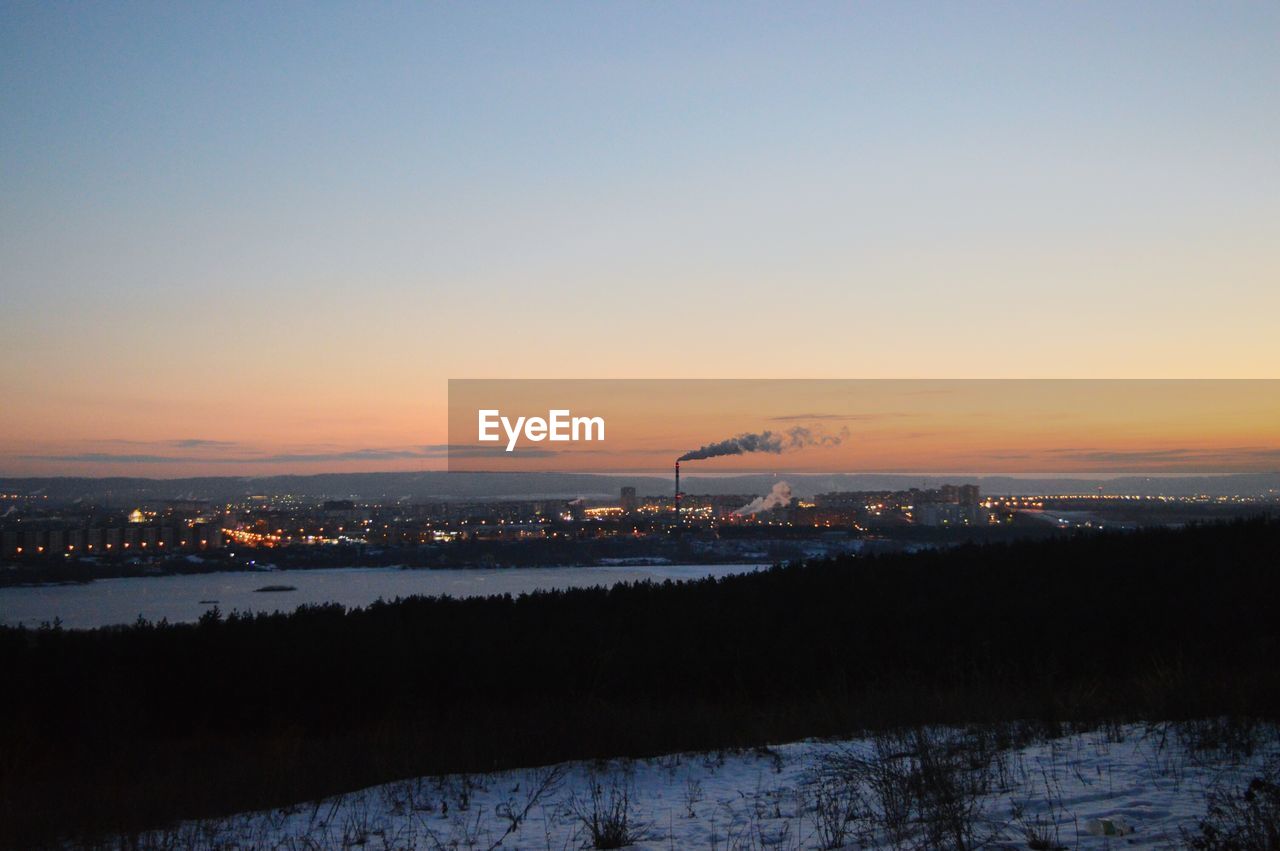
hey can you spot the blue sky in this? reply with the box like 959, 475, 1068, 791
2, 2, 1277, 475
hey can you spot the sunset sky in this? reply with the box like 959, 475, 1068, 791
447, 380, 1280, 475
2, 3, 1277, 477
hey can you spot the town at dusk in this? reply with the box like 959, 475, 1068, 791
2, 3, 1278, 849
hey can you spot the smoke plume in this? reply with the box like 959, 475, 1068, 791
678, 426, 847, 462
735, 481, 793, 515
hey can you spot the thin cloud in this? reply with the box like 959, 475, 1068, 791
255, 449, 439, 463
766, 412, 913, 422
167, 438, 242, 449
24, 453, 200, 464
22, 445, 563, 463
1047, 447, 1280, 464
429, 445, 562, 459
100, 438, 244, 449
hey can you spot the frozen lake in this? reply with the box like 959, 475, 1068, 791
0, 562, 766, 629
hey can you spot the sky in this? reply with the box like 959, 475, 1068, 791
444, 379, 1280, 475
1, 2, 1277, 477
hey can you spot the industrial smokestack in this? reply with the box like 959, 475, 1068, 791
674, 460, 681, 524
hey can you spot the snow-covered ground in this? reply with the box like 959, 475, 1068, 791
101, 721, 1277, 849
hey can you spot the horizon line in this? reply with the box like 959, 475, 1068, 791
2, 469, 1279, 483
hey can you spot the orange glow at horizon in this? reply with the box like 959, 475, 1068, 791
2, 379, 1277, 479
444, 380, 1280, 477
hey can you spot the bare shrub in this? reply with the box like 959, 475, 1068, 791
1010, 772, 1074, 851
803, 761, 866, 849
912, 728, 995, 850
491, 765, 565, 847
654, 753, 683, 782
567, 770, 650, 849
683, 776, 705, 818
1137, 722, 1190, 788
1013, 807, 1062, 851
1176, 716, 1267, 764
812, 726, 999, 850
1185, 754, 1280, 850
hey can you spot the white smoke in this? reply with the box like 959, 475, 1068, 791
735, 481, 793, 516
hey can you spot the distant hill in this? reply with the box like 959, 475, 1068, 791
2, 470, 1278, 504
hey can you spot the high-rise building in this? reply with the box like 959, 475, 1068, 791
620, 486, 637, 513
